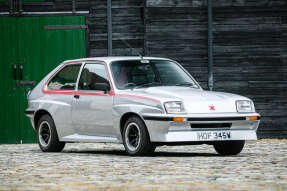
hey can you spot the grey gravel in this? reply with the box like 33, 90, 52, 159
0, 139, 287, 191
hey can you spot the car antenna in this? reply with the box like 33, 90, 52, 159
119, 39, 144, 60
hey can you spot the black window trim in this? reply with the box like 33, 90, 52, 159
76, 62, 112, 93
47, 63, 83, 91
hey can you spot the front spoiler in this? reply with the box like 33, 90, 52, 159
144, 113, 260, 142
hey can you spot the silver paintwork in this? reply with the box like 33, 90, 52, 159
61, 134, 118, 143
26, 56, 260, 144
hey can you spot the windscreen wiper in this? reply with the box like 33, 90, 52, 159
134, 82, 162, 89
123, 83, 136, 88
175, 82, 198, 88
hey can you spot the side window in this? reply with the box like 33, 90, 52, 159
78, 64, 110, 91
48, 64, 81, 90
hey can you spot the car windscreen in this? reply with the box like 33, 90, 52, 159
110, 60, 200, 90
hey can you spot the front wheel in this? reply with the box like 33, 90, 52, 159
213, 140, 245, 156
123, 116, 156, 156
37, 114, 65, 152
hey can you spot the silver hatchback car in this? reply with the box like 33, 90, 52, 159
25, 57, 260, 156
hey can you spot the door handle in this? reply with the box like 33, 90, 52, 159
19, 64, 23, 80
13, 64, 17, 80
74, 95, 80, 99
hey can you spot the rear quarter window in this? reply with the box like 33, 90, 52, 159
48, 64, 81, 90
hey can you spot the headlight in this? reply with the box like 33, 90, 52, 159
236, 100, 254, 113
164, 101, 185, 113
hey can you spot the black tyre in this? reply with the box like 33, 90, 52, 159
213, 140, 245, 156
37, 114, 65, 152
123, 116, 156, 156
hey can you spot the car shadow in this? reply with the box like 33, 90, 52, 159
61, 149, 247, 157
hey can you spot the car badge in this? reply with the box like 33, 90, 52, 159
209, 105, 215, 111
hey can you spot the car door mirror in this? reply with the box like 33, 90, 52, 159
91, 82, 111, 93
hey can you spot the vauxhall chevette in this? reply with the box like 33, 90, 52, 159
25, 57, 260, 156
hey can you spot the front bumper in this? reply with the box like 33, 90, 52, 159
143, 113, 260, 142
25, 109, 35, 118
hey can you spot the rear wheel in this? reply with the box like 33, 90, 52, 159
213, 140, 245, 156
37, 114, 65, 152
123, 116, 156, 156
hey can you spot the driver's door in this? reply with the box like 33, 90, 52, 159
71, 63, 115, 137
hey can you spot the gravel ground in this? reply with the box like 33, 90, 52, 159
0, 139, 286, 191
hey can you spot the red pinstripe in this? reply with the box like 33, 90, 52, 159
41, 60, 160, 103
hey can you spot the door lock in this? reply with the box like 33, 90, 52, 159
13, 63, 35, 87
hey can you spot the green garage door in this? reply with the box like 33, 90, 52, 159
0, 16, 86, 143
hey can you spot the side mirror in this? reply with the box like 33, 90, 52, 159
92, 82, 111, 93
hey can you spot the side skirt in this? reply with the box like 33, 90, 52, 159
61, 134, 120, 143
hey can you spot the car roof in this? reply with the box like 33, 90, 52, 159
63, 56, 172, 64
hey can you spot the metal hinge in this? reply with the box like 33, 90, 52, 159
44, 25, 88, 30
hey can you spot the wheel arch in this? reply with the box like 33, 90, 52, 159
34, 109, 53, 130
119, 112, 147, 136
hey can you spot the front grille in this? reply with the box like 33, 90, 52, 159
190, 123, 232, 129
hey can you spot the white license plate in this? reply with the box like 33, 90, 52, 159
196, 131, 231, 141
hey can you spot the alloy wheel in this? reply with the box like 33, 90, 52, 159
125, 122, 141, 151
38, 121, 51, 147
